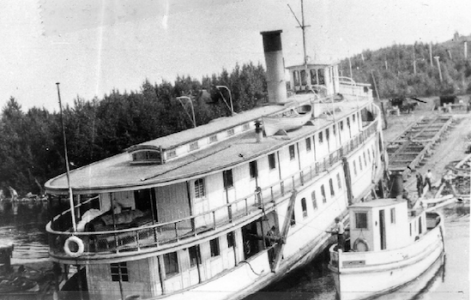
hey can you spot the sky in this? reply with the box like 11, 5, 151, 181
0, 0, 470, 112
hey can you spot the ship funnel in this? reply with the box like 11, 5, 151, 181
261, 30, 287, 103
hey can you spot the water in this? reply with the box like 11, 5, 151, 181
0, 201, 468, 299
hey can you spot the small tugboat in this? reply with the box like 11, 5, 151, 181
328, 198, 445, 300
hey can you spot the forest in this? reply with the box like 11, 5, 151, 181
0, 33, 470, 197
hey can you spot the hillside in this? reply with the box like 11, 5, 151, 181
339, 32, 471, 98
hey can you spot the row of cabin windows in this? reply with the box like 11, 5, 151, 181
110, 233, 236, 281
194, 137, 374, 198
352, 147, 374, 177
291, 173, 343, 226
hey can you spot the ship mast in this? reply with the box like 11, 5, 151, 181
288, 0, 311, 89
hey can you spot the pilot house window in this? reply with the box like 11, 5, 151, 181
355, 212, 368, 229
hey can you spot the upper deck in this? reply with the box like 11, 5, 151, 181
45, 93, 373, 194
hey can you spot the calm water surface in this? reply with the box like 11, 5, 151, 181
0, 200, 468, 299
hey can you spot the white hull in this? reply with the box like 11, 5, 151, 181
329, 223, 445, 300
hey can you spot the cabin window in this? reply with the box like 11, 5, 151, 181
319, 132, 323, 143
353, 161, 357, 176
209, 135, 218, 143
367, 149, 371, 162
189, 141, 199, 151
167, 150, 177, 159
289, 145, 296, 160
268, 153, 277, 170
310, 69, 318, 85
210, 238, 220, 257
321, 185, 326, 203
189, 245, 200, 267
390, 208, 396, 224
340, 121, 344, 130
318, 69, 325, 85
249, 161, 258, 179
359, 156, 363, 171
223, 170, 234, 189
326, 129, 330, 141
355, 212, 368, 229
352, 114, 356, 122
337, 173, 342, 189
329, 179, 335, 196
290, 210, 296, 226
306, 138, 312, 151
293, 71, 300, 86
110, 262, 129, 282
300, 70, 307, 86
363, 152, 367, 166
243, 123, 250, 131
333, 125, 336, 136
418, 217, 422, 234
301, 198, 308, 218
194, 178, 206, 198
227, 232, 235, 248
164, 252, 179, 276
409, 223, 412, 236
227, 128, 235, 136
311, 191, 317, 210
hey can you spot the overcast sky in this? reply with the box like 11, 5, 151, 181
1, 0, 470, 112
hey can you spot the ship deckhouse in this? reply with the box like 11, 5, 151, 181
45, 30, 387, 300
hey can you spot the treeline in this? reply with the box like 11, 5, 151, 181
0, 63, 267, 196
2, 34, 470, 195
340, 33, 471, 98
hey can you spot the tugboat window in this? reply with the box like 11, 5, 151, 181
318, 69, 325, 85
355, 212, 368, 229
110, 262, 129, 282
310, 69, 318, 85
300, 70, 307, 86
223, 170, 234, 189
210, 238, 220, 257
164, 252, 179, 276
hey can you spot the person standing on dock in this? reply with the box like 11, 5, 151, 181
425, 169, 433, 190
333, 217, 345, 251
416, 171, 424, 198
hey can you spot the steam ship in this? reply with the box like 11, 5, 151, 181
45, 30, 388, 300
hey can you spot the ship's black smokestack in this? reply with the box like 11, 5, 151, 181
261, 30, 287, 103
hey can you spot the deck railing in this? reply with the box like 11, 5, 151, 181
47, 119, 379, 258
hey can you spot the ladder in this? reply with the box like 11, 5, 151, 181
271, 190, 297, 272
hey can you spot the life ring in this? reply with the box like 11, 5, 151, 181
64, 236, 84, 257
353, 238, 369, 252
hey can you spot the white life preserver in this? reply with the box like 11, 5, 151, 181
64, 236, 85, 257
353, 238, 369, 252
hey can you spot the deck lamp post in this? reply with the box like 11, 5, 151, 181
434, 56, 443, 83
176, 96, 196, 128
216, 85, 235, 116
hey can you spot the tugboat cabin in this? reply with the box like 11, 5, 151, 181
349, 199, 428, 252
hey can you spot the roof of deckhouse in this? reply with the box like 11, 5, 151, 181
45, 96, 367, 194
